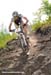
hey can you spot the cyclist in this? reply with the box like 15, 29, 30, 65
9, 11, 29, 36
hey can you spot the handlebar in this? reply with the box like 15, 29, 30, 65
9, 23, 28, 33
9, 29, 23, 34
9, 29, 15, 32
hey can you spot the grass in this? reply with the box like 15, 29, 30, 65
0, 32, 17, 48
31, 18, 51, 31
32, 21, 43, 31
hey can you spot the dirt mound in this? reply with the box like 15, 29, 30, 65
0, 26, 51, 75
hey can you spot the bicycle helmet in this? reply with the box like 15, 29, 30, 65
12, 11, 19, 17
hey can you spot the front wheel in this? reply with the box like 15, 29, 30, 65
20, 34, 29, 53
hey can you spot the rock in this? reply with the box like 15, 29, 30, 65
41, 60, 51, 75
0, 26, 51, 75
35, 54, 46, 63
24, 64, 34, 75
35, 44, 46, 51
7, 39, 17, 45
32, 69, 42, 75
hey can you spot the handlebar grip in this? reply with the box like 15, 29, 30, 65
9, 29, 15, 32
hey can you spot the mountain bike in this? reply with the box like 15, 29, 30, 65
10, 24, 29, 53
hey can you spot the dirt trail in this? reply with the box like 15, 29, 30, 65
0, 33, 38, 70
0, 27, 51, 75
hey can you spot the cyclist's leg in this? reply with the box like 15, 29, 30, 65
23, 24, 29, 38
23, 24, 31, 47
15, 25, 19, 39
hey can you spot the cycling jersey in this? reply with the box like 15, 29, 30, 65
14, 17, 22, 25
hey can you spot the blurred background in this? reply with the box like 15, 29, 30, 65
0, 0, 51, 47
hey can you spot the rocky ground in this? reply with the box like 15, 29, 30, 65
0, 26, 51, 75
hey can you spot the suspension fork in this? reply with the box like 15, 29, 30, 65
21, 33, 27, 46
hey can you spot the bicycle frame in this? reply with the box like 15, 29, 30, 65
16, 25, 29, 52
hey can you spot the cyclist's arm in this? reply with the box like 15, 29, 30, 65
9, 19, 13, 32
23, 17, 29, 24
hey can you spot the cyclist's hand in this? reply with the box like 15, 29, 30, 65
9, 29, 15, 32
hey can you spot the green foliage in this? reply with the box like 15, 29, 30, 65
32, 21, 43, 31
0, 32, 16, 48
40, 0, 51, 18
32, 18, 51, 31
32, 0, 51, 31
0, 24, 17, 48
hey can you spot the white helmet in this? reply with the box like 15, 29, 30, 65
12, 11, 19, 17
